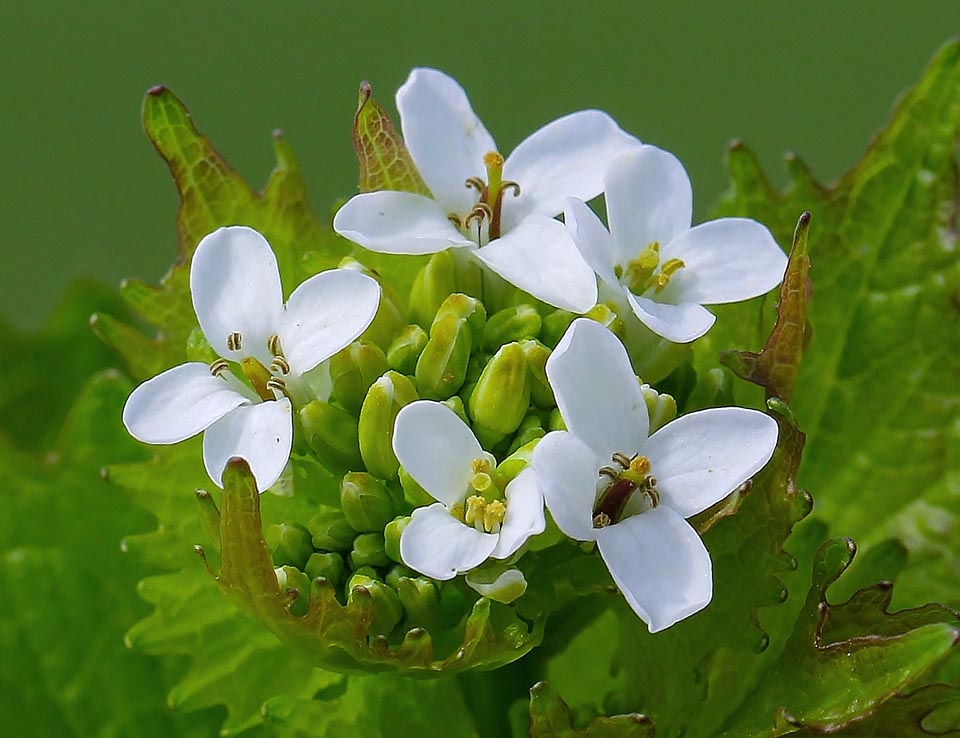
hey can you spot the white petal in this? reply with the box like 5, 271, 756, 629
625, 292, 716, 344
399, 503, 498, 580
202, 398, 293, 493
605, 146, 693, 269
190, 226, 284, 365
474, 216, 597, 313
279, 269, 381, 377
465, 567, 527, 604
502, 110, 638, 230
491, 468, 546, 559
597, 507, 712, 633
393, 401, 483, 507
643, 407, 778, 518
661, 218, 787, 304
546, 318, 648, 458
122, 362, 250, 445
334, 191, 476, 255
396, 68, 496, 215
563, 198, 620, 290
531, 431, 601, 542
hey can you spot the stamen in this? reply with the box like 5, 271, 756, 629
209, 358, 229, 377
450, 502, 465, 522
448, 213, 463, 228
593, 512, 612, 528
266, 377, 287, 394
483, 500, 506, 534
464, 495, 487, 531
660, 258, 685, 276
465, 176, 486, 192
267, 334, 282, 357
271, 356, 290, 375
599, 466, 620, 480
226, 331, 243, 352
501, 180, 521, 197
611, 452, 633, 469
464, 202, 492, 229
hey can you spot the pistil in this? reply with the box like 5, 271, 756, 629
593, 453, 659, 528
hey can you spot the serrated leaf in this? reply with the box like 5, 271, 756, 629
528, 682, 653, 738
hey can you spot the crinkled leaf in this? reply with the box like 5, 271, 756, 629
528, 682, 653, 738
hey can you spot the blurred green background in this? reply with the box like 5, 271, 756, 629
1, 1, 956, 329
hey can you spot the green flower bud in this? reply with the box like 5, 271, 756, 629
299, 400, 363, 469
383, 515, 411, 563
433, 293, 486, 344
519, 339, 555, 408
275, 565, 311, 616
347, 574, 404, 634
386, 324, 428, 375
194, 489, 220, 551
358, 371, 419, 479
415, 313, 472, 400
410, 249, 456, 328
339, 256, 406, 350
266, 522, 314, 569
584, 302, 624, 337
396, 575, 442, 627
348, 532, 390, 570
548, 408, 566, 432
642, 384, 678, 434
185, 326, 217, 363
506, 415, 545, 455
351, 565, 380, 581
304, 552, 346, 589
465, 565, 527, 604
384, 563, 414, 590
328, 341, 390, 415
468, 342, 531, 441
483, 304, 541, 350
399, 466, 434, 507
340, 472, 398, 532
541, 309, 575, 348
307, 508, 357, 552
495, 438, 538, 487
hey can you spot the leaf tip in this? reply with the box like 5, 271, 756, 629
146, 84, 167, 97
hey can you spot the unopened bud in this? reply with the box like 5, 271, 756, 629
347, 574, 404, 634
275, 565, 311, 616
194, 489, 220, 551
339, 257, 405, 350
386, 324, 428, 375
495, 438, 538, 487
584, 302, 624, 336
415, 314, 472, 400
641, 384, 678, 433
399, 466, 434, 507
266, 522, 314, 569
465, 565, 527, 604
340, 472, 398, 532
384, 515, 411, 563
520, 339, 555, 408
483, 304, 541, 350
541, 309, 576, 348
433, 293, 486, 344
548, 408, 566, 431
384, 563, 415, 590
305, 552, 346, 589
358, 371, 419, 478
348, 532, 390, 570
300, 400, 363, 469
328, 341, 389, 415
186, 326, 217, 364
410, 249, 456, 328
307, 508, 357, 552
396, 575, 442, 627
506, 415, 545, 455
468, 342, 531, 441
440, 395, 470, 425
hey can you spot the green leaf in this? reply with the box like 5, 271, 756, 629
528, 682, 653, 738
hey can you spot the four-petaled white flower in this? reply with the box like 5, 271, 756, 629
532, 319, 778, 632
122, 226, 381, 493
393, 400, 545, 580
334, 67, 640, 313
564, 144, 788, 343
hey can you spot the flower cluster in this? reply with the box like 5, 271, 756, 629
124, 69, 784, 633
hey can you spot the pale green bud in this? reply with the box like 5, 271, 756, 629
541, 309, 576, 348
275, 565, 311, 616
299, 400, 362, 469
307, 508, 357, 552
506, 415, 545, 455
584, 302, 624, 337
305, 552, 345, 589
339, 256, 406, 350
396, 575, 442, 627
385, 563, 415, 590
483, 304, 541, 350
347, 574, 404, 634
266, 522, 314, 569
410, 249, 456, 328
340, 472, 398, 532
358, 371, 419, 479
194, 489, 220, 551
641, 384, 678, 434
495, 438, 538, 487
328, 341, 390, 415
441, 394, 470, 425
433, 293, 486, 344
185, 326, 217, 363
386, 324, 428, 375
415, 314, 472, 400
465, 565, 527, 604
348, 532, 390, 570
468, 342, 531, 440
519, 339, 555, 408
383, 515, 411, 563
399, 466, 434, 507
548, 408, 566, 432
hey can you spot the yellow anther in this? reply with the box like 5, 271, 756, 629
471, 472, 493, 493
636, 242, 660, 269
661, 257, 685, 276
267, 334, 282, 357
483, 500, 507, 533
646, 273, 672, 293
464, 495, 487, 530
450, 502, 465, 522
471, 457, 491, 474
630, 455, 651, 476
226, 331, 243, 352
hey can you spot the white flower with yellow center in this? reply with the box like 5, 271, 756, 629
333, 67, 640, 313
122, 226, 381, 492
393, 400, 545, 580
564, 144, 788, 342
532, 319, 778, 632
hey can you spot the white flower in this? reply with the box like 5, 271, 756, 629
393, 400, 545, 580
564, 145, 788, 343
122, 226, 381, 492
532, 319, 778, 632
333, 67, 640, 313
